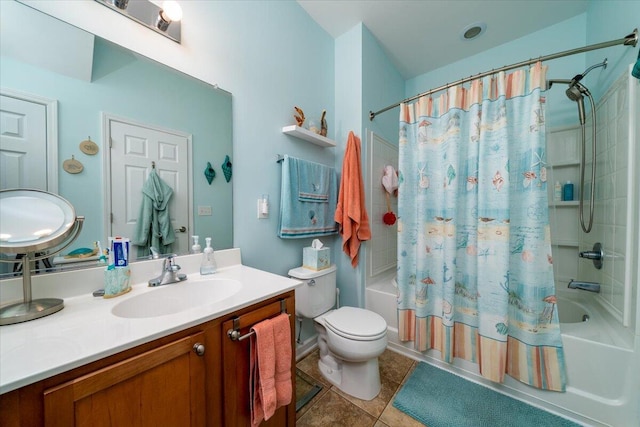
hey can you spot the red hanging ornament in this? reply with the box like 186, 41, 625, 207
383, 211, 396, 225
383, 192, 396, 225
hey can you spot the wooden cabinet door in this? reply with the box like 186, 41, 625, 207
43, 332, 206, 427
221, 295, 295, 427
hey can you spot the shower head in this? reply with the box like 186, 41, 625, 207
565, 84, 584, 102
566, 82, 591, 125
546, 78, 592, 125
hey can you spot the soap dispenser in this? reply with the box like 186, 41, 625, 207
191, 235, 201, 254
200, 237, 217, 275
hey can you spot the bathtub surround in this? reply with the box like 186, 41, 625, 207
577, 66, 638, 327
397, 63, 567, 391
394, 362, 580, 427
365, 132, 399, 280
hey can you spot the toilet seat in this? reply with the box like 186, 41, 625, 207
324, 307, 387, 341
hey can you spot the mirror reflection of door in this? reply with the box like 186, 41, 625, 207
1, 91, 58, 274
105, 115, 191, 259
0, 91, 57, 191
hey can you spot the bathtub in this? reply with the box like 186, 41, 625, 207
365, 274, 639, 426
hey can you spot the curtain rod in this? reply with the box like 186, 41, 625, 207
369, 28, 638, 121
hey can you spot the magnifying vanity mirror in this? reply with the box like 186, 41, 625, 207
0, 189, 84, 325
0, 2, 233, 280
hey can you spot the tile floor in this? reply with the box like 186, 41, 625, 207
295, 348, 426, 427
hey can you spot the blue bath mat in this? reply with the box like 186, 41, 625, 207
394, 362, 581, 427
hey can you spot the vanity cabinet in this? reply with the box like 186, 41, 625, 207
0, 291, 296, 427
43, 332, 206, 427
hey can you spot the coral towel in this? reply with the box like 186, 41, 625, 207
249, 314, 292, 426
272, 314, 292, 407
335, 131, 371, 267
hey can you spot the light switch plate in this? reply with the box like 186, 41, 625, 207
257, 200, 268, 219
198, 205, 212, 216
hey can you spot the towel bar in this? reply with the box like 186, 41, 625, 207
227, 298, 289, 341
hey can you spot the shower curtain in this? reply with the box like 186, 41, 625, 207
397, 63, 567, 391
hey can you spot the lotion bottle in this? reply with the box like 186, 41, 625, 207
200, 237, 217, 275
554, 181, 562, 201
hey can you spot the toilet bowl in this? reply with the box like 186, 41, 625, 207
314, 307, 387, 400
289, 265, 388, 401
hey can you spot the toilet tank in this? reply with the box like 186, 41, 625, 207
288, 265, 337, 318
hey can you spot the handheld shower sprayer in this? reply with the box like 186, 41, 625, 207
565, 82, 590, 125
564, 59, 606, 125
546, 58, 607, 234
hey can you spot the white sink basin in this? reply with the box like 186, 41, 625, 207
111, 277, 242, 318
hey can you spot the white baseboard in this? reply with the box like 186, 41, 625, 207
295, 336, 318, 362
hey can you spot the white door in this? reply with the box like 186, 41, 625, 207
106, 116, 191, 259
0, 94, 49, 190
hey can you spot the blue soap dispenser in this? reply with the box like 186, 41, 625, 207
200, 237, 217, 275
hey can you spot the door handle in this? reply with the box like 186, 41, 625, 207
175, 226, 187, 233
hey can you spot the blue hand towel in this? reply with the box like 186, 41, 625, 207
297, 158, 331, 202
632, 49, 640, 80
278, 155, 338, 238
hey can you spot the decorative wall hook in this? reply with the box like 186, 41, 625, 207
79, 137, 99, 155
63, 155, 84, 174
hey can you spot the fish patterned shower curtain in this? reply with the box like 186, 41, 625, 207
397, 62, 567, 391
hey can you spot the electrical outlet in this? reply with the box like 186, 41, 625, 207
198, 205, 212, 216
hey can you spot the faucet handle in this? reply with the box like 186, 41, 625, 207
162, 254, 177, 269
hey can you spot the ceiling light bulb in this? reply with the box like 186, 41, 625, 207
161, 1, 182, 22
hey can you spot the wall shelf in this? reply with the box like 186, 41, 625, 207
282, 125, 335, 147
551, 240, 579, 247
549, 201, 580, 207
549, 161, 580, 168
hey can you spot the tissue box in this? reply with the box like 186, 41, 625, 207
303, 246, 331, 271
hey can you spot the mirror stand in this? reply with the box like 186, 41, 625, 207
0, 219, 83, 326
0, 189, 85, 326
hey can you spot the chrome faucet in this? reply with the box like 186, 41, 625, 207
148, 254, 187, 287
568, 279, 600, 293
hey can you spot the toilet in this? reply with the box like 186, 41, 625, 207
289, 265, 388, 401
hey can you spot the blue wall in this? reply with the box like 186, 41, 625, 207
585, 1, 640, 100
206, 1, 337, 276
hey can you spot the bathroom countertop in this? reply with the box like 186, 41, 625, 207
0, 249, 302, 394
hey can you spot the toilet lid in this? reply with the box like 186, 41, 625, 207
324, 307, 387, 341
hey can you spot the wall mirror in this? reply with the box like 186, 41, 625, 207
0, 1, 233, 276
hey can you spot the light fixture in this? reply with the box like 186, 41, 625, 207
111, 0, 129, 10
156, 1, 183, 31
460, 22, 486, 41
95, 0, 182, 43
